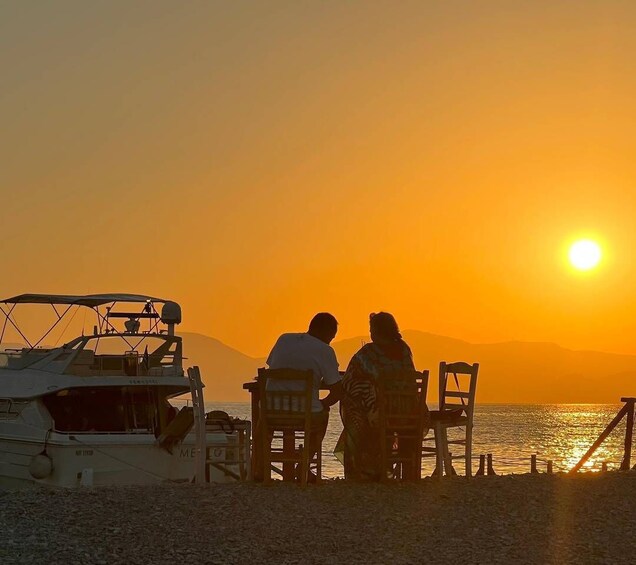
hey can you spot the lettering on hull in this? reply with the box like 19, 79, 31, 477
179, 448, 224, 459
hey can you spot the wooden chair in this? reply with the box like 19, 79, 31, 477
257, 368, 322, 486
377, 369, 429, 481
422, 362, 479, 479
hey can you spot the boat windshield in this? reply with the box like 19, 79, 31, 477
42, 386, 185, 434
0, 334, 183, 376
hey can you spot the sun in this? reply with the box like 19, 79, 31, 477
569, 239, 602, 271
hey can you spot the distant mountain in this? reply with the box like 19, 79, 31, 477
180, 332, 265, 401
181, 331, 636, 404
398, 331, 636, 404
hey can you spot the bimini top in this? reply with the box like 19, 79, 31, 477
1, 294, 170, 307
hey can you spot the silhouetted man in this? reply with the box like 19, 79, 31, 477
266, 312, 342, 479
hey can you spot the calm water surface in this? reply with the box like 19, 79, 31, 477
207, 402, 628, 477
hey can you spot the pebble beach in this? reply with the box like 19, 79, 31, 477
2, 473, 635, 565
0, 472, 636, 565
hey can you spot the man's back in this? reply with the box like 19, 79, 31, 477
266, 333, 340, 412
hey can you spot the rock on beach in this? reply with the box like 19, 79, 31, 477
1, 473, 636, 565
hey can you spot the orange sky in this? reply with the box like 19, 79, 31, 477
2, 1, 636, 357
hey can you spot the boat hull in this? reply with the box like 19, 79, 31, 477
0, 430, 245, 489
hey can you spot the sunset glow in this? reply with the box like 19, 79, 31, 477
2, 1, 636, 365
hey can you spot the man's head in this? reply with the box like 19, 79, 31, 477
307, 312, 338, 344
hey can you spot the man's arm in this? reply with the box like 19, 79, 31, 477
319, 347, 342, 410
320, 381, 342, 410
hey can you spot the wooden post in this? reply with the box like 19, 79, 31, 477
187, 366, 207, 485
531, 454, 538, 474
487, 453, 497, 476
547, 460, 553, 474
475, 454, 485, 476
243, 380, 262, 482
569, 402, 629, 474
620, 398, 635, 471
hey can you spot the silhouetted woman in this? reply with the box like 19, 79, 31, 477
335, 312, 428, 480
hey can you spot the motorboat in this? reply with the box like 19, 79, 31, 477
0, 293, 248, 488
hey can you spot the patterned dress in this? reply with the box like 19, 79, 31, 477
335, 340, 427, 480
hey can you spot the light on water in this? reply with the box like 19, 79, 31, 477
202, 402, 627, 477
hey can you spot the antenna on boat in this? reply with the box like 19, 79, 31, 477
160, 301, 181, 336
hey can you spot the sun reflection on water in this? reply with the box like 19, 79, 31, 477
466, 403, 626, 475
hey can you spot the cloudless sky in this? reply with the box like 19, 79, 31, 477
2, 1, 635, 357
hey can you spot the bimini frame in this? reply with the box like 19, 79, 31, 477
0, 293, 175, 353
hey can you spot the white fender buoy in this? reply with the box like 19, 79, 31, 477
29, 453, 53, 479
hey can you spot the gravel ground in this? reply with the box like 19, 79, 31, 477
1, 473, 635, 565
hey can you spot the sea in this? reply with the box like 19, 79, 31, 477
206, 402, 630, 477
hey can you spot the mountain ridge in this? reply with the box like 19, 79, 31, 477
180, 330, 636, 404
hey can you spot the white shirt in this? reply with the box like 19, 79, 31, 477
266, 333, 341, 412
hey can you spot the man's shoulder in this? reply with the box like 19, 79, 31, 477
278, 332, 303, 341
272, 333, 336, 360
278, 332, 329, 346
305, 334, 336, 354
274, 332, 306, 345
271, 333, 318, 352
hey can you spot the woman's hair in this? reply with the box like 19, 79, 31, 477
369, 312, 402, 342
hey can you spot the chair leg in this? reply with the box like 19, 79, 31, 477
465, 425, 473, 478
380, 430, 388, 482
441, 428, 452, 477
308, 425, 323, 484
402, 435, 418, 481
415, 440, 422, 480
300, 432, 309, 487
262, 426, 271, 484
417, 431, 424, 480
313, 444, 322, 484
434, 423, 444, 481
251, 423, 261, 482
282, 431, 296, 481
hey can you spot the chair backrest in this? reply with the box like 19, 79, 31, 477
258, 367, 314, 424
438, 361, 479, 420
377, 369, 429, 429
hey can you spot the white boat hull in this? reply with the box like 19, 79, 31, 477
0, 431, 245, 489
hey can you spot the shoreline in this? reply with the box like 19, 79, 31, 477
2, 472, 636, 564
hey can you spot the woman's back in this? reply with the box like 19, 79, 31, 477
351, 341, 415, 380
336, 311, 425, 481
